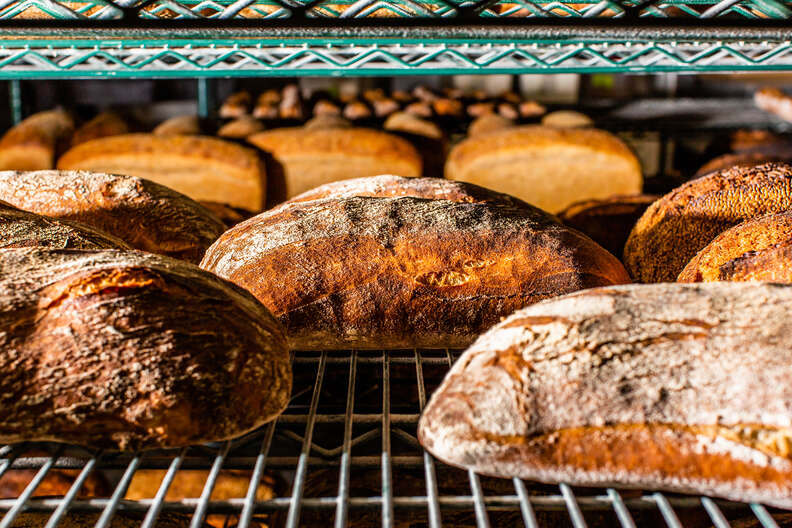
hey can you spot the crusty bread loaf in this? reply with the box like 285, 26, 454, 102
625, 163, 792, 283
247, 125, 422, 201
10, 512, 205, 528
0, 201, 130, 250
57, 134, 267, 212
71, 112, 129, 147
695, 149, 790, 177
217, 116, 265, 139
153, 115, 201, 136
0, 171, 226, 263
0, 248, 290, 450
419, 282, 792, 509
280, 175, 534, 211
201, 195, 630, 350
678, 212, 792, 283
445, 125, 642, 213
559, 194, 658, 258
467, 114, 514, 137
0, 110, 74, 171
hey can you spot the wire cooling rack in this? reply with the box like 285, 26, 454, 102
0, 350, 787, 528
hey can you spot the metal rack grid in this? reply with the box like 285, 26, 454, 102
0, 350, 787, 528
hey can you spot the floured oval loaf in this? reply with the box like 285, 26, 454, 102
678, 212, 792, 283
57, 134, 267, 212
0, 248, 290, 450
418, 282, 792, 509
280, 175, 535, 211
0, 171, 225, 263
201, 194, 630, 350
0, 201, 130, 250
625, 163, 792, 283
445, 125, 642, 213
247, 125, 422, 201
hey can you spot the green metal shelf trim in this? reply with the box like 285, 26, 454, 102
0, 0, 790, 19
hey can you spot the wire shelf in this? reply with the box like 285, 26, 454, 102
0, 350, 787, 527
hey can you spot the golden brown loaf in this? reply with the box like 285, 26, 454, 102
419, 282, 792, 509
57, 133, 267, 211
625, 163, 792, 283
280, 174, 533, 211
0, 110, 74, 171
0, 201, 130, 250
71, 112, 129, 147
541, 110, 594, 128
678, 212, 792, 283
247, 125, 422, 200
152, 115, 201, 136
467, 113, 514, 137
0, 248, 290, 450
219, 91, 252, 119
201, 193, 630, 350
445, 125, 642, 213
217, 116, 265, 139
559, 194, 658, 258
0, 170, 226, 263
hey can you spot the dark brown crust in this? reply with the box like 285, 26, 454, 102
678, 211, 792, 283
695, 151, 787, 178
0, 248, 290, 450
558, 194, 658, 258
9, 512, 207, 528
624, 162, 792, 283
0, 201, 131, 250
201, 195, 630, 350
418, 282, 792, 509
0, 171, 226, 263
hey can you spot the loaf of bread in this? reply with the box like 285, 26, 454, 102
57, 134, 267, 211
281, 174, 533, 211
0, 110, 74, 171
219, 91, 252, 119
625, 163, 792, 283
247, 124, 421, 201
559, 194, 658, 258
0, 248, 290, 450
0, 170, 226, 263
153, 115, 201, 136
201, 193, 630, 350
0, 201, 130, 250
9, 512, 205, 528
678, 212, 792, 283
445, 125, 642, 213
419, 282, 792, 509
695, 151, 785, 177
71, 112, 129, 147
217, 116, 265, 139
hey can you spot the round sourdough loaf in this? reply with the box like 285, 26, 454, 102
445, 125, 642, 213
625, 162, 792, 283
558, 194, 658, 259
418, 282, 792, 509
0, 171, 226, 263
247, 125, 422, 202
678, 211, 792, 283
0, 248, 290, 450
0, 200, 130, 250
201, 188, 630, 350
57, 134, 267, 212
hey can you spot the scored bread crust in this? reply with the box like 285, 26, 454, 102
445, 125, 642, 213
248, 127, 422, 199
201, 195, 630, 350
0, 201, 131, 250
278, 175, 537, 212
0, 248, 290, 451
678, 212, 792, 283
0, 170, 226, 263
57, 133, 267, 212
624, 163, 792, 283
418, 282, 792, 509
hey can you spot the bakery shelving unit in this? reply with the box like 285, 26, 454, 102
1, 1, 792, 527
